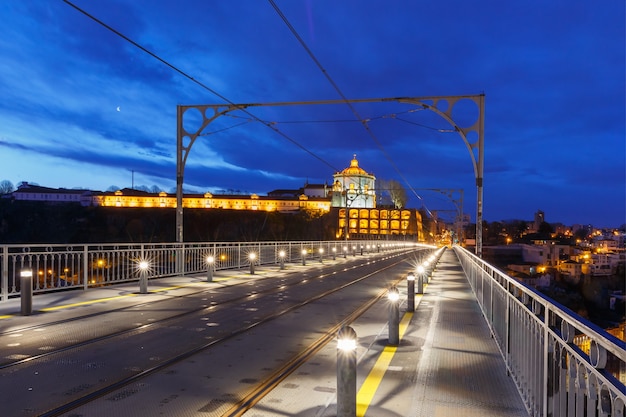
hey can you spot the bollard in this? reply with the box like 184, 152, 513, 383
206, 255, 214, 282
422, 261, 430, 284
319, 248, 324, 263
360, 245, 364, 256
139, 260, 149, 294
249, 253, 256, 275
302, 249, 307, 266
416, 265, 425, 294
337, 326, 357, 417
279, 250, 285, 270
343, 246, 348, 258
332, 247, 337, 260
20, 270, 33, 316
406, 273, 415, 312
388, 286, 400, 345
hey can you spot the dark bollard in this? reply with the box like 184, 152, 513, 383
206, 255, 214, 282
279, 250, 285, 270
332, 247, 337, 260
416, 265, 424, 294
249, 253, 256, 275
20, 270, 33, 316
139, 260, 149, 294
388, 286, 400, 345
337, 326, 357, 417
407, 273, 415, 312
343, 246, 348, 258
422, 261, 430, 284
360, 245, 364, 256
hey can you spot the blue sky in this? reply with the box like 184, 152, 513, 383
0, 1, 624, 227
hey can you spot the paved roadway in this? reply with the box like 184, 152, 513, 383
0, 247, 529, 417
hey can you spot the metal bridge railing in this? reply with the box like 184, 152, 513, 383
0, 240, 425, 302
454, 245, 625, 417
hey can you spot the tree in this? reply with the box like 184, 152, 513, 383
135, 185, 150, 192
0, 180, 14, 195
377, 179, 408, 208
387, 179, 408, 209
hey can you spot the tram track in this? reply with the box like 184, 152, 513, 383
0, 249, 423, 417
41, 256, 405, 417
0, 251, 410, 370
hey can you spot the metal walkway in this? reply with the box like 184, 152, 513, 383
0, 249, 532, 416
406, 249, 528, 416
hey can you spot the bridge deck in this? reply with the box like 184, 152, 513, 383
247, 248, 530, 417
0, 249, 530, 416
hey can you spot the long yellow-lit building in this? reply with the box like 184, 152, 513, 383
90, 190, 331, 213
10, 155, 425, 240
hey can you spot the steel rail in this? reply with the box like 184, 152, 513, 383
35, 252, 415, 416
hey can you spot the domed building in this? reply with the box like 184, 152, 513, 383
331, 154, 376, 209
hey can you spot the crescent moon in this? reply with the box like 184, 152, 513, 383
116, 106, 121, 112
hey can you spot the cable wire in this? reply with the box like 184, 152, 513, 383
268, 0, 432, 211
61, 0, 340, 174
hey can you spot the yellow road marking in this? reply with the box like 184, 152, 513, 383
0, 274, 255, 318
40, 293, 139, 311
357, 288, 427, 416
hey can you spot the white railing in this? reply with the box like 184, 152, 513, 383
454, 245, 626, 417
0, 240, 424, 301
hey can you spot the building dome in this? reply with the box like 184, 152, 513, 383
339, 154, 370, 176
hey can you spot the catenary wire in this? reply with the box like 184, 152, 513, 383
62, 0, 448, 217
61, 0, 340, 174
267, 0, 434, 216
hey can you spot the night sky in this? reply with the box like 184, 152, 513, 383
1, 1, 624, 227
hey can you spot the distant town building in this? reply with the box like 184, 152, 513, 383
6, 156, 424, 241
528, 209, 545, 233
87, 189, 331, 214
11, 182, 90, 204
574, 323, 625, 385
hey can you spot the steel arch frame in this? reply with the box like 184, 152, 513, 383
176, 94, 485, 256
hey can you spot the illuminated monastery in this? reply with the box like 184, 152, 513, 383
11, 155, 424, 240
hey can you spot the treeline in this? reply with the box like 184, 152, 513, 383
0, 200, 337, 244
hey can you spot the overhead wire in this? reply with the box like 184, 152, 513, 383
61, 0, 340, 174
62, 0, 446, 217
267, 0, 435, 217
